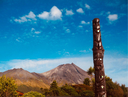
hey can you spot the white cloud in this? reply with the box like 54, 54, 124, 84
16, 37, 21, 42
31, 28, 35, 31
76, 8, 84, 13
38, 6, 62, 20
66, 29, 70, 33
78, 25, 83, 28
6, 57, 94, 73
31, 28, 41, 34
79, 50, 86, 53
81, 21, 85, 24
14, 11, 36, 23
107, 14, 118, 21
38, 11, 49, 20
26, 11, 36, 20
65, 9, 74, 15
35, 31, 41, 34
85, 4, 90, 9
81, 21, 90, 24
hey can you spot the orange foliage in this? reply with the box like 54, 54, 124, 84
16, 90, 24, 96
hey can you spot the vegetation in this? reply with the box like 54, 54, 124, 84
39, 66, 128, 97
0, 75, 18, 97
41, 80, 94, 96
121, 84, 128, 97
105, 75, 124, 97
87, 66, 95, 75
22, 91, 45, 97
83, 78, 91, 86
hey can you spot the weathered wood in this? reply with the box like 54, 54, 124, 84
92, 18, 107, 97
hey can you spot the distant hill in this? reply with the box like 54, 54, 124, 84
41, 63, 94, 86
0, 68, 50, 93
0, 63, 94, 93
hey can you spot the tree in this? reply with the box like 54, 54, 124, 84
87, 66, 95, 75
87, 66, 95, 86
83, 78, 90, 86
0, 75, 18, 97
50, 80, 58, 90
72, 84, 94, 96
121, 84, 128, 97
22, 91, 45, 97
49, 80, 61, 96
105, 75, 124, 97
61, 84, 79, 96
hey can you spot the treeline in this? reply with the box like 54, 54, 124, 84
0, 66, 127, 97
40, 66, 128, 97
40, 77, 128, 97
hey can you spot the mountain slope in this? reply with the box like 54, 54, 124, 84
0, 68, 50, 89
41, 63, 94, 86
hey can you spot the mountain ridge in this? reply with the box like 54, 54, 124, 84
0, 63, 94, 92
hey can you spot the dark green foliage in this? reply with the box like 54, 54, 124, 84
50, 80, 58, 90
80, 90, 94, 97
0, 75, 18, 97
87, 66, 95, 75
49, 80, 60, 96
61, 84, 79, 96
83, 78, 90, 86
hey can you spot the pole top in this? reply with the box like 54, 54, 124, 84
93, 18, 100, 23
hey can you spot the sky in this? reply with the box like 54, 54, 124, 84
0, 0, 128, 86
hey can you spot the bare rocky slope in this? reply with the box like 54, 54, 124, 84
41, 63, 94, 86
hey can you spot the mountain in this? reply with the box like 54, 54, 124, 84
0, 68, 50, 93
0, 63, 94, 92
41, 63, 94, 86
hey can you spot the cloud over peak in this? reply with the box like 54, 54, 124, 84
38, 6, 62, 20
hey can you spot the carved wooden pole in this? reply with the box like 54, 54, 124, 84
92, 18, 107, 97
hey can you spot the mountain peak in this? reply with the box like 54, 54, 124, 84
41, 63, 92, 85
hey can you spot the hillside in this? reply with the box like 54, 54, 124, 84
41, 63, 94, 86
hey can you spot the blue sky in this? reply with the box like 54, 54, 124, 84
0, 0, 128, 86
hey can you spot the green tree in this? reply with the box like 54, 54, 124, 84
61, 84, 79, 96
50, 80, 58, 90
87, 66, 95, 86
22, 91, 45, 97
83, 78, 90, 86
49, 80, 61, 96
87, 66, 95, 75
0, 75, 18, 97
